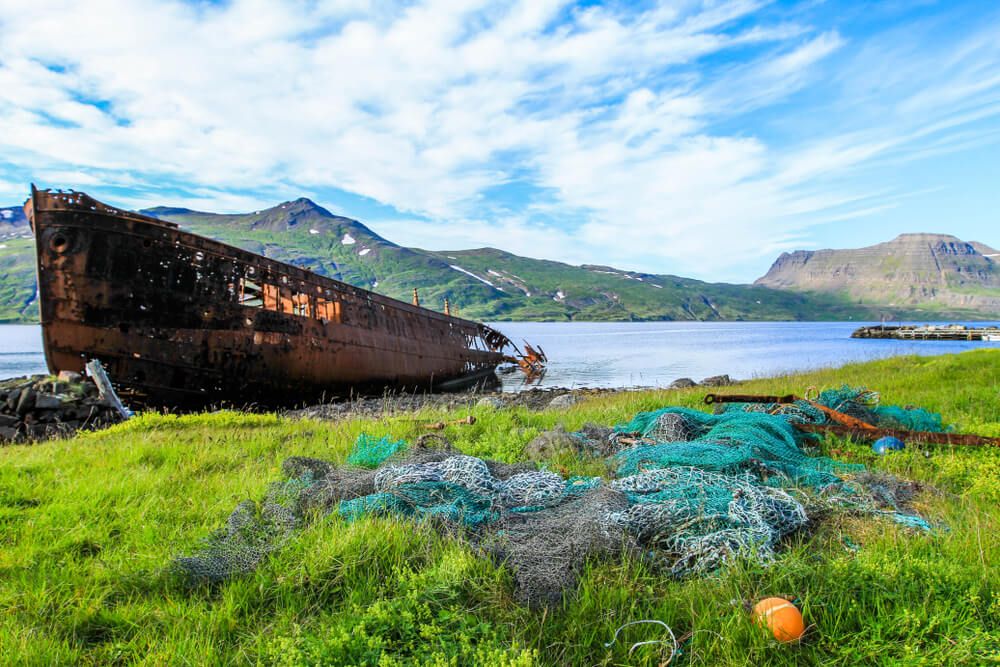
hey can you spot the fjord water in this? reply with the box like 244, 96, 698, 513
3, 321, 998, 390
491, 321, 1000, 390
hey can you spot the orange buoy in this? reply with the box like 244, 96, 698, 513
753, 597, 805, 643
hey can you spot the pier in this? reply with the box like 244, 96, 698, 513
851, 324, 1000, 341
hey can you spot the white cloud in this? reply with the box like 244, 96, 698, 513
0, 1, 998, 281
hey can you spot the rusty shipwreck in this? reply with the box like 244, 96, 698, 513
25, 186, 540, 406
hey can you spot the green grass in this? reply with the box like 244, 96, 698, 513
2, 351, 999, 665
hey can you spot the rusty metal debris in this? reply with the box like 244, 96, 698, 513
793, 422, 1000, 448
85, 359, 133, 419
704, 392, 880, 431
423, 415, 477, 430
703, 393, 1000, 448
504, 341, 547, 382
25, 186, 546, 407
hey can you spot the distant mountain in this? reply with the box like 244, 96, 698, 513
138, 198, 868, 321
0, 205, 29, 237
2, 195, 997, 323
756, 233, 1000, 314
139, 198, 505, 317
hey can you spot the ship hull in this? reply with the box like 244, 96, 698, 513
26, 188, 509, 407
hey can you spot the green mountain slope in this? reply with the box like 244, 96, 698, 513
2, 196, 995, 323
140, 199, 506, 316
417, 247, 872, 321
140, 200, 869, 321
0, 206, 37, 322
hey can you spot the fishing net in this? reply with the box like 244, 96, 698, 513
346, 433, 408, 468
717, 385, 949, 433
176, 388, 935, 605
175, 476, 312, 583
612, 408, 861, 488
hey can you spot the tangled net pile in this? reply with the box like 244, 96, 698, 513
176, 388, 932, 606
716, 385, 949, 433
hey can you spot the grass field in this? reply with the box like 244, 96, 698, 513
1, 351, 998, 665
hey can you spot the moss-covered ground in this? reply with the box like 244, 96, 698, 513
1, 350, 998, 665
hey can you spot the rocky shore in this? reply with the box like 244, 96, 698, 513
289, 374, 735, 420
1, 370, 737, 443
0, 372, 124, 443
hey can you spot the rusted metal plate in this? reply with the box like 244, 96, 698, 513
26, 186, 525, 407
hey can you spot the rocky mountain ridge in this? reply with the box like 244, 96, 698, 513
755, 233, 1000, 312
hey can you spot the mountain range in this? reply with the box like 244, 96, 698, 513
756, 233, 1000, 313
0, 197, 996, 323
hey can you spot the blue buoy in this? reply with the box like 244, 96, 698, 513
872, 436, 905, 455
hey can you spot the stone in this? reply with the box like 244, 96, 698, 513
524, 429, 579, 460
15, 388, 36, 416
547, 393, 579, 409
34, 394, 66, 410
5, 388, 21, 411
476, 396, 505, 409
668, 377, 698, 389
0, 414, 18, 428
0, 426, 17, 441
58, 370, 83, 383
35, 410, 58, 423
701, 374, 734, 387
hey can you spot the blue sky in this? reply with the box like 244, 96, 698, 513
1, 0, 998, 282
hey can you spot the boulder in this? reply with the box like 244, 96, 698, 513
57, 370, 83, 383
34, 394, 66, 410
0, 426, 17, 441
15, 388, 36, 416
476, 396, 505, 409
668, 377, 698, 389
701, 374, 734, 387
524, 429, 579, 460
5, 388, 21, 411
547, 393, 579, 409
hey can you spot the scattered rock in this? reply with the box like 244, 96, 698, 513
57, 370, 83, 383
34, 394, 66, 410
0, 373, 124, 445
668, 377, 698, 389
547, 393, 579, 409
701, 374, 734, 387
525, 429, 579, 460
574, 423, 619, 457
290, 387, 628, 421
476, 396, 505, 409
15, 388, 36, 416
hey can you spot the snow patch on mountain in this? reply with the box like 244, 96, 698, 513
450, 265, 498, 289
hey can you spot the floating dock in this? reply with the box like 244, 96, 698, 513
851, 324, 1000, 341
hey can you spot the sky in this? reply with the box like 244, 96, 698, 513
0, 0, 998, 282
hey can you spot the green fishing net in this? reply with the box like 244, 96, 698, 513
346, 433, 408, 468
177, 388, 936, 606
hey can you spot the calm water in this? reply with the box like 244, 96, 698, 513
1, 322, 998, 390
